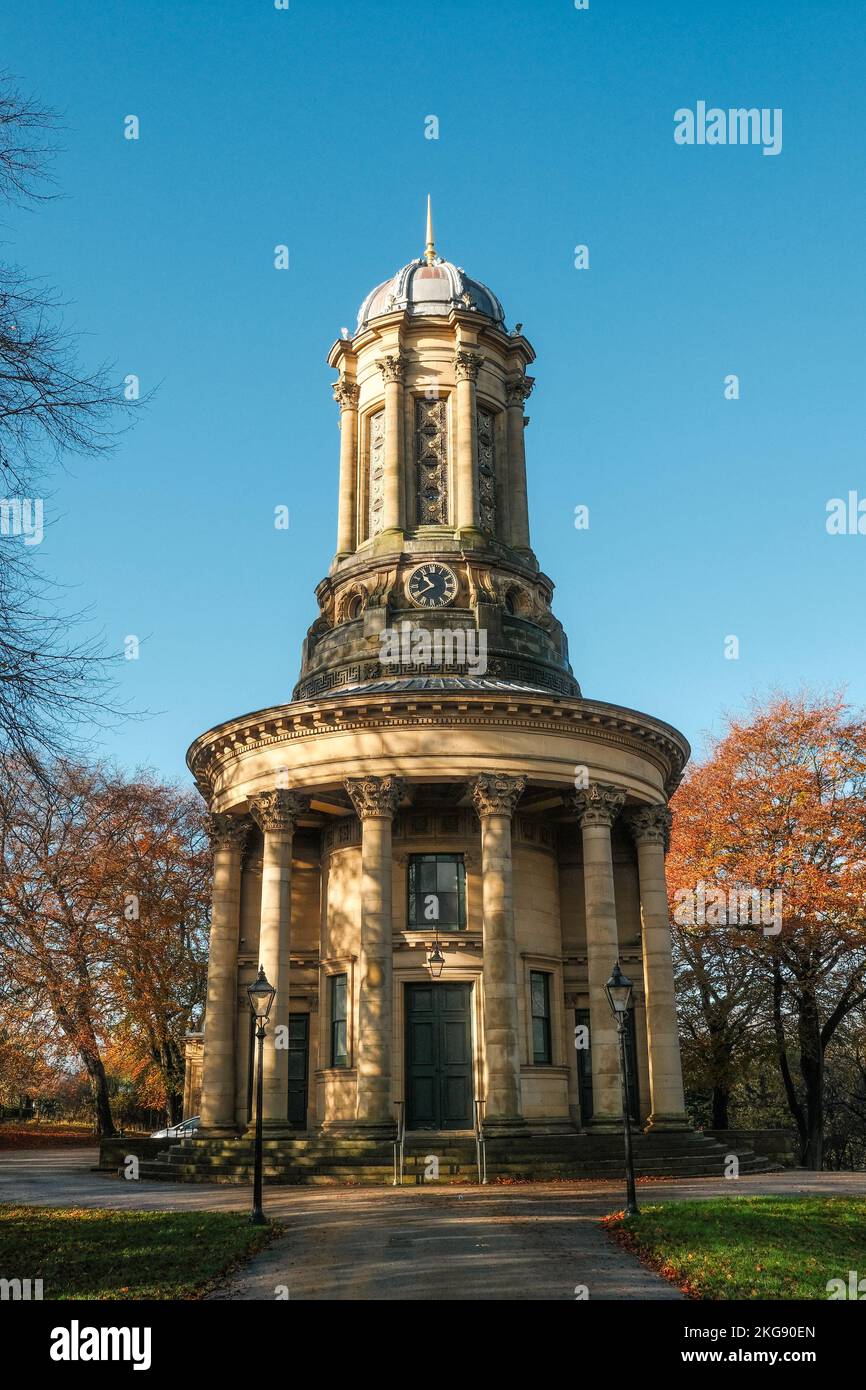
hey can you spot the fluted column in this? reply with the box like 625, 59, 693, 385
472, 773, 527, 1128
454, 350, 482, 531
378, 353, 405, 533
248, 789, 307, 1133
200, 814, 248, 1135
346, 775, 404, 1131
333, 379, 359, 556
572, 783, 626, 1127
627, 805, 689, 1129
506, 375, 534, 552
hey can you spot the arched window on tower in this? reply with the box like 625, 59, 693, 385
476, 404, 497, 534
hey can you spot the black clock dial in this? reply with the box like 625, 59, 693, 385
407, 563, 458, 609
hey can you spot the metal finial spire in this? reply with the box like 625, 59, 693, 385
424, 194, 436, 265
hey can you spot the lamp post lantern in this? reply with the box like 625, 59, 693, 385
426, 937, 446, 979
247, 965, 276, 1226
605, 960, 639, 1218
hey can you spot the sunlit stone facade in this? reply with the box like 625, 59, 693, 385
189, 211, 690, 1145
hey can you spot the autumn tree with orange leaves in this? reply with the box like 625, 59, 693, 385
668, 693, 866, 1169
0, 759, 210, 1133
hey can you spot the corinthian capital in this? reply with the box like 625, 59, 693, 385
471, 773, 527, 819
345, 775, 405, 819
627, 803, 672, 849
506, 375, 534, 408
332, 379, 360, 410
454, 349, 482, 382
204, 813, 249, 853
378, 353, 407, 385
248, 789, 308, 835
571, 783, 626, 828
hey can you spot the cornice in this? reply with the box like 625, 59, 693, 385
187, 692, 690, 806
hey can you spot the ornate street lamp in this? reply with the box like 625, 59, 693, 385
426, 937, 446, 979
247, 965, 275, 1226
605, 960, 639, 1218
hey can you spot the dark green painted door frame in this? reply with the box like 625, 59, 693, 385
405, 982, 473, 1130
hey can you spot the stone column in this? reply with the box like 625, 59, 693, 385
333, 379, 359, 556
378, 353, 405, 533
454, 350, 482, 532
346, 775, 405, 1132
506, 375, 534, 552
627, 804, 689, 1129
199, 814, 248, 1135
572, 783, 626, 1128
471, 772, 527, 1129
248, 789, 307, 1134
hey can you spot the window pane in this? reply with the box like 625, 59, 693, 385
436, 859, 459, 893
532, 1018, 547, 1064
407, 854, 466, 930
331, 975, 348, 1068
531, 972, 548, 1018
437, 892, 457, 926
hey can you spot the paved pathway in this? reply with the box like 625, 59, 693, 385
2, 1149, 864, 1301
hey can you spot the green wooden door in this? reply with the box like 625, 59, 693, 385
287, 1014, 309, 1128
405, 983, 473, 1130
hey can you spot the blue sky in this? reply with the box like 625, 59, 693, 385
4, 0, 865, 783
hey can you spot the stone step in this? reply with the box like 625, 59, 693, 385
141, 1149, 772, 1184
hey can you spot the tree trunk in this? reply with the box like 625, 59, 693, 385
798, 983, 824, 1170
711, 1085, 730, 1130
79, 1046, 116, 1137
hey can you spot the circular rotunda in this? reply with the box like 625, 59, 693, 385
182, 205, 703, 1180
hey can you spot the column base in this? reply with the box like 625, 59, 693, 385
243, 1121, 297, 1139
587, 1113, 623, 1132
482, 1115, 528, 1137
644, 1112, 692, 1133
196, 1125, 240, 1139
337, 1120, 397, 1141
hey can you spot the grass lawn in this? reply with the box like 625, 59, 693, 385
0, 1121, 111, 1149
0, 1204, 276, 1299
605, 1195, 866, 1300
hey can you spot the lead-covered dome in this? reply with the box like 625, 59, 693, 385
357, 256, 506, 331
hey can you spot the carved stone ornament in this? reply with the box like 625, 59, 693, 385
571, 782, 626, 828
345, 775, 406, 819
471, 773, 527, 819
332, 380, 360, 410
453, 349, 482, 382
378, 353, 407, 385
506, 375, 535, 408
248, 789, 308, 835
204, 813, 249, 853
368, 408, 385, 537
415, 397, 448, 525
627, 803, 672, 849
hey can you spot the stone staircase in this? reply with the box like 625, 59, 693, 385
126, 1129, 775, 1186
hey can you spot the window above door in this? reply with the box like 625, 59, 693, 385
407, 853, 466, 930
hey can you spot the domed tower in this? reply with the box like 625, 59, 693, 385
295, 199, 577, 703
184, 207, 701, 1179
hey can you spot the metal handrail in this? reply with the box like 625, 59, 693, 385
392, 1100, 406, 1186
474, 1097, 487, 1185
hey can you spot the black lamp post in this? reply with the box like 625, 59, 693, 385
604, 960, 639, 1218
247, 965, 275, 1226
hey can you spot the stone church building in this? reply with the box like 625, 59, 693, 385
179, 207, 721, 1180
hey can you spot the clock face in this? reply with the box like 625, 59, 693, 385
407, 562, 458, 609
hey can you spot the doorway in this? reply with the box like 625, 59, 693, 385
405, 982, 473, 1130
